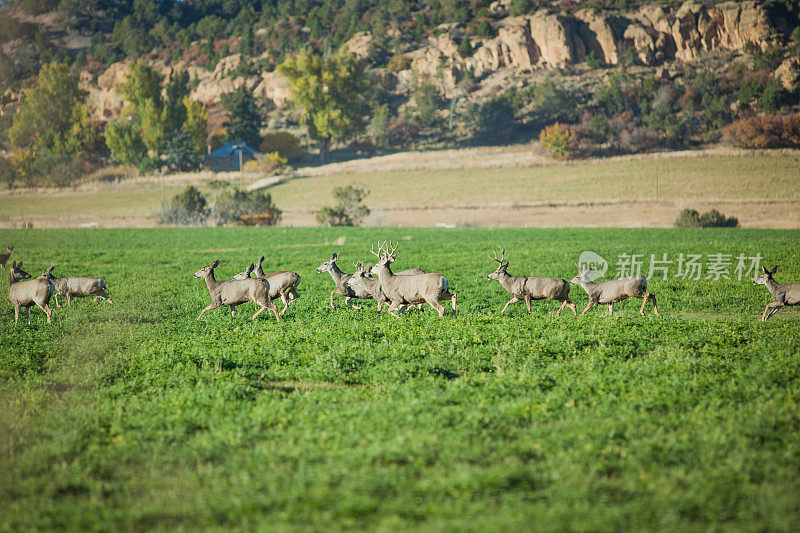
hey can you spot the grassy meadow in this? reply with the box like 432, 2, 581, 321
1, 227, 799, 530
1, 151, 799, 227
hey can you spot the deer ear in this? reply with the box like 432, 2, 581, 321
771, 266, 778, 274
259, 256, 265, 263
212, 259, 221, 268
11, 260, 16, 269
332, 252, 339, 261
503, 261, 510, 268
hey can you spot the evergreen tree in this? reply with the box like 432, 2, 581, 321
220, 87, 262, 148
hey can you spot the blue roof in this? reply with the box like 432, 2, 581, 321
205, 141, 260, 159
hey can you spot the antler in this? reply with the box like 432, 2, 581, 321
369, 242, 382, 258
386, 240, 398, 257
488, 245, 505, 263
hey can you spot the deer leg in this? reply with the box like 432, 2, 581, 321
330, 290, 337, 308
37, 302, 52, 323
580, 301, 596, 316
252, 305, 266, 320
197, 303, 219, 320
426, 298, 446, 317
502, 297, 520, 314
386, 300, 402, 319
649, 293, 659, 315
763, 302, 783, 321
26, 307, 31, 325
609, 302, 613, 315
95, 290, 113, 303
67, 293, 72, 307
345, 297, 363, 310
639, 294, 649, 316
279, 293, 290, 316
451, 293, 457, 315
525, 296, 532, 314
268, 299, 281, 321
14, 305, 19, 325
54, 293, 60, 308
230, 305, 237, 317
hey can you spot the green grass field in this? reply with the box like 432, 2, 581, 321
1, 227, 799, 530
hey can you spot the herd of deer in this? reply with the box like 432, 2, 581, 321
3, 241, 799, 326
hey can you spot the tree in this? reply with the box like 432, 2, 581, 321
539, 123, 575, 159
368, 103, 391, 147
9, 62, 93, 156
182, 98, 208, 155
279, 49, 370, 160
220, 87, 263, 148
316, 183, 370, 226
104, 119, 146, 166
414, 81, 442, 127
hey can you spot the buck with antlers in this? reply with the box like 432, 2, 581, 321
487, 246, 576, 316
570, 266, 658, 316
194, 259, 280, 321
370, 241, 456, 318
347, 261, 425, 313
9, 261, 54, 325
753, 265, 800, 321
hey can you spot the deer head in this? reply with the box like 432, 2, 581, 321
487, 245, 509, 281
10, 261, 31, 282
316, 252, 340, 274
6, 246, 13, 253
232, 263, 255, 280
570, 263, 593, 285
194, 259, 221, 278
753, 265, 778, 285
39, 264, 56, 280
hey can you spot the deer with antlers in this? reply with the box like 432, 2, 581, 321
370, 241, 456, 318
487, 246, 576, 316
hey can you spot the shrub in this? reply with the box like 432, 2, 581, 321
386, 118, 420, 148
539, 123, 575, 159
316, 183, 370, 226
209, 131, 228, 152
386, 54, 411, 72
259, 131, 304, 161
457, 38, 473, 58
474, 94, 516, 140
159, 186, 208, 225
588, 114, 609, 144
724, 113, 800, 149
675, 208, 738, 228
211, 187, 281, 226
757, 79, 783, 113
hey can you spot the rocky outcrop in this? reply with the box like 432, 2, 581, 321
775, 57, 800, 93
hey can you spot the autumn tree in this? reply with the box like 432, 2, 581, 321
279, 49, 370, 161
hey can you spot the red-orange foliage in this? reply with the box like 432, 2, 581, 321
724, 113, 800, 149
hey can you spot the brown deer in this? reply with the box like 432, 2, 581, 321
9, 261, 54, 325
753, 265, 800, 321
232, 263, 255, 280
570, 266, 658, 316
194, 259, 280, 321
316, 251, 370, 309
0, 246, 13, 269
39, 265, 112, 307
254, 256, 302, 316
370, 241, 456, 318
487, 246, 576, 316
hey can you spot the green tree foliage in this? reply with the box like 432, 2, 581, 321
160, 185, 208, 226
259, 131, 304, 161
9, 63, 94, 156
182, 98, 209, 155
675, 208, 738, 228
539, 123, 575, 159
279, 49, 370, 160
316, 183, 371, 226
104, 120, 147, 166
368, 104, 391, 147
414, 81, 442, 128
212, 188, 282, 226
474, 94, 516, 140
220, 87, 263, 149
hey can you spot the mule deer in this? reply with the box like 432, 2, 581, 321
232, 263, 255, 280
316, 251, 370, 309
39, 265, 112, 307
254, 256, 302, 316
194, 259, 280, 321
753, 265, 800, 321
0, 246, 13, 269
9, 261, 54, 325
570, 266, 658, 316
487, 246, 576, 316
370, 241, 456, 318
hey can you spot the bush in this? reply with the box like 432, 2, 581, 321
386, 54, 411, 72
474, 94, 516, 140
386, 118, 420, 148
539, 123, 575, 159
316, 183, 370, 226
211, 187, 281, 226
675, 208, 738, 228
259, 131, 304, 161
724, 113, 800, 149
159, 186, 208, 225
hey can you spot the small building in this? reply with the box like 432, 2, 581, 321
203, 142, 261, 172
